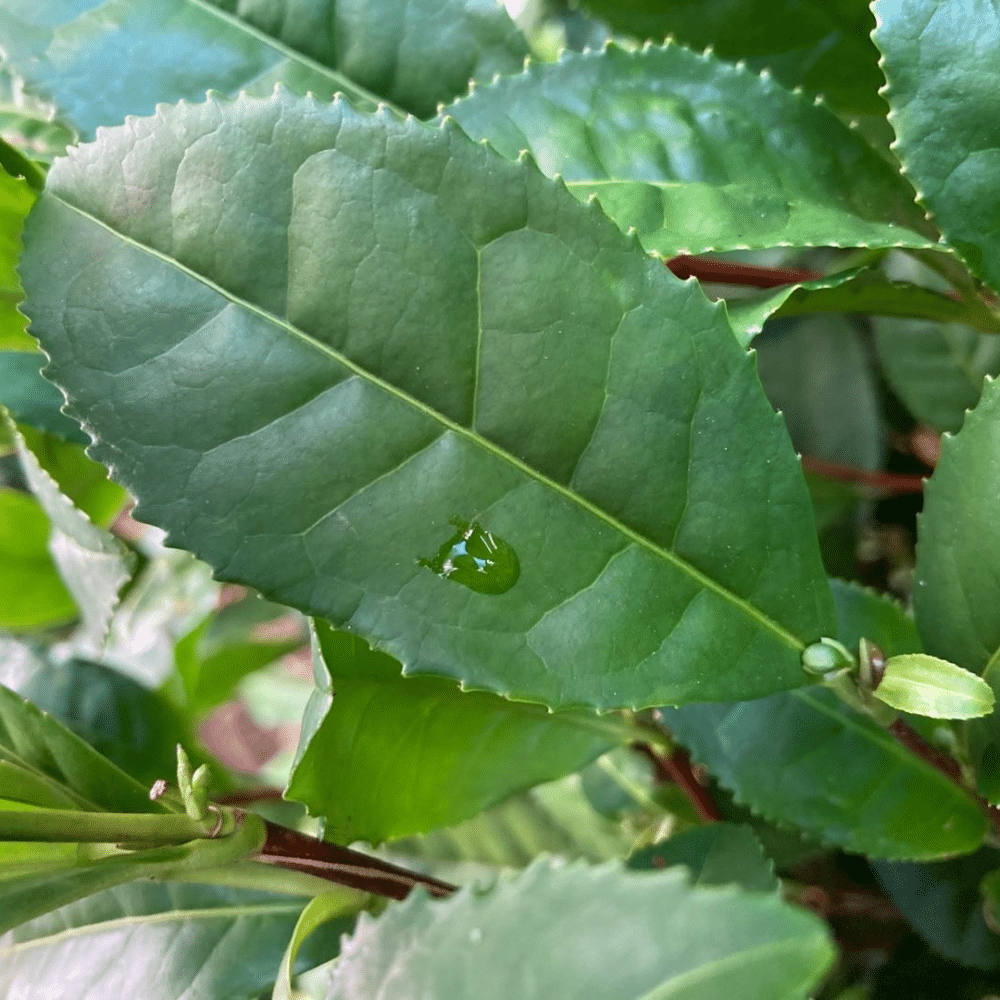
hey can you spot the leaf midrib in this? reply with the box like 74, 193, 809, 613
49, 191, 804, 654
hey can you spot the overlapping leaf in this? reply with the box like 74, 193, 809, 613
20, 90, 835, 710
446, 43, 935, 257
0, 156, 34, 350
287, 621, 629, 844
0, 0, 526, 142
0, 352, 87, 441
328, 859, 834, 1000
874, 0, 1000, 293
575, 0, 885, 114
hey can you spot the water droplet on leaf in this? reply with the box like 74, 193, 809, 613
419, 517, 520, 594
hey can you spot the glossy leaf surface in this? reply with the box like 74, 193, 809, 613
575, 0, 885, 114
288, 621, 628, 844
874, 0, 1000, 293
0, 881, 346, 999
660, 580, 983, 859
20, 91, 835, 710
328, 859, 834, 1000
446, 43, 934, 257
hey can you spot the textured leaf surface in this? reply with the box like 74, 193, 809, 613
287, 621, 628, 844
914, 377, 1000, 672
575, 0, 885, 114
0, 0, 526, 141
660, 580, 982, 859
446, 43, 934, 256
874, 0, 1000, 292
328, 859, 834, 1000
875, 653, 994, 719
207, 0, 528, 118
0, 682, 172, 814
0, 489, 77, 629
0, 159, 33, 350
20, 90, 835, 710
0, 352, 87, 441
627, 823, 778, 894
0, 881, 346, 999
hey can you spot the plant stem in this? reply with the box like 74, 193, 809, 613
254, 820, 456, 901
0, 808, 224, 843
800, 456, 926, 495
665, 255, 820, 288
634, 743, 722, 822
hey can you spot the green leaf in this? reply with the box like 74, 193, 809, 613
0, 488, 77, 630
873, 653, 994, 720
328, 859, 835, 1000
0, 881, 347, 996
829, 578, 921, 657
19, 659, 191, 787
287, 620, 629, 844
8, 414, 134, 647
0, 681, 172, 814
446, 43, 934, 257
20, 91, 835, 710
574, 0, 885, 115
0, 154, 34, 351
0, 351, 88, 442
874, 0, 1000, 293
0, 65, 73, 162
876, 847, 1000, 971
914, 376, 1000, 672
627, 823, 779, 894
206, 0, 529, 119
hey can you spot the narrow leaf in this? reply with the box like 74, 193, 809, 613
874, 653, 994, 719
874, 0, 1000, 293
20, 90, 835, 709
446, 43, 935, 256
0, 881, 347, 998
328, 859, 835, 1000
0, 156, 34, 350
287, 620, 629, 844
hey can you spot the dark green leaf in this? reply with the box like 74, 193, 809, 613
575, 0, 885, 115
287, 621, 629, 844
829, 577, 921, 656
328, 859, 834, 1000
874, 0, 1000, 293
20, 91, 835, 709
446, 43, 934, 255
627, 823, 778, 894
0, 881, 348, 996
0, 351, 88, 442
0, 488, 77, 629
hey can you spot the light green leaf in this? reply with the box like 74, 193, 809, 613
0, 681, 173, 814
8, 414, 134, 648
873, 653, 994, 719
328, 859, 835, 1000
0, 351, 88, 442
0, 65, 73, 162
0, 881, 347, 997
287, 621, 629, 844
446, 43, 935, 257
0, 155, 34, 351
914, 376, 1000, 672
627, 823, 778, 894
207, 0, 529, 119
574, 0, 885, 115
0, 488, 77, 630
20, 91, 835, 710
874, 0, 1000, 293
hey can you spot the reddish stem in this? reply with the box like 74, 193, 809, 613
635, 743, 722, 822
666, 255, 820, 289
255, 820, 456, 900
800, 456, 926, 495
216, 788, 285, 806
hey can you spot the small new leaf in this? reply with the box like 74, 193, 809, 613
873, 654, 995, 720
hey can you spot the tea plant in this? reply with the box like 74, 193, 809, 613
2, 0, 1000, 996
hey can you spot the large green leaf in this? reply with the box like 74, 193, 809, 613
0, 881, 349, 997
0, 488, 77, 629
445, 43, 935, 256
20, 91, 835, 710
0, 0, 526, 141
0, 156, 34, 350
328, 859, 835, 1000
660, 580, 983, 860
0, 681, 173, 814
206, 0, 528, 119
287, 620, 629, 844
874, 0, 1000, 293
0, 352, 88, 442
574, 0, 885, 115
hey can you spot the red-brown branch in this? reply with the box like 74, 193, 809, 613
666, 255, 821, 289
635, 743, 722, 822
800, 456, 926, 495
